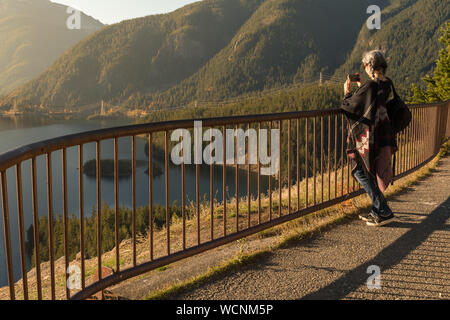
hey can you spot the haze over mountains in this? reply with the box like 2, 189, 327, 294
0, 0, 103, 95
1, 0, 448, 111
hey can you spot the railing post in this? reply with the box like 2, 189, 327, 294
31, 157, 42, 300
16, 164, 28, 300
46, 154, 55, 300
79, 145, 86, 289
439, 101, 449, 144
1, 170, 15, 300
446, 101, 450, 138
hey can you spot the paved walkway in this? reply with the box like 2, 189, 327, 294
169, 155, 450, 300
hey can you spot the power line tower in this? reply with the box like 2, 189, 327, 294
12, 100, 20, 114
100, 100, 106, 116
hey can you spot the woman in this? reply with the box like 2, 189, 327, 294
341, 50, 398, 227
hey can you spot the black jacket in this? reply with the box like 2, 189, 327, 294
340, 78, 397, 184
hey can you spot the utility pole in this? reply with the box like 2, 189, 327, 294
319, 71, 323, 86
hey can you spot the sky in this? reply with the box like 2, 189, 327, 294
50, 0, 201, 25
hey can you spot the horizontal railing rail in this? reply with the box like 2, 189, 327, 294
0, 100, 448, 300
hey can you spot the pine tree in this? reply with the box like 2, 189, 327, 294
410, 22, 450, 103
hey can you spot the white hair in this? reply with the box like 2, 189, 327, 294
362, 50, 388, 77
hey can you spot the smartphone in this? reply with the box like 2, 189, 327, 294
349, 73, 361, 82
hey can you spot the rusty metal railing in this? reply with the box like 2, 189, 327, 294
0, 101, 448, 300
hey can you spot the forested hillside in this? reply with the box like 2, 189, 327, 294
0, 0, 103, 95
334, 0, 450, 95
409, 22, 450, 103
1, 0, 448, 112
145, 0, 388, 109
2, 0, 263, 108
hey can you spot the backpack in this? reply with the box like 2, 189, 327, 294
386, 77, 412, 134
384, 78, 412, 185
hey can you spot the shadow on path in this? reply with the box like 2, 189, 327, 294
301, 196, 450, 300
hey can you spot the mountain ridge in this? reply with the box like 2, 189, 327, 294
0, 0, 104, 95
334, 0, 449, 89
2, 0, 264, 108
1, 0, 448, 112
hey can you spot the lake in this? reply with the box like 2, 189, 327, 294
0, 115, 269, 287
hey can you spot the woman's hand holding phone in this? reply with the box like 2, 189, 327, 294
345, 73, 363, 94
356, 74, 363, 88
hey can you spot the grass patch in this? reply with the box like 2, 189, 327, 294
104, 257, 126, 271
157, 266, 170, 272
145, 250, 270, 300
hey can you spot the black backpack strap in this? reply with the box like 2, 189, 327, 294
385, 76, 400, 100
386, 77, 398, 187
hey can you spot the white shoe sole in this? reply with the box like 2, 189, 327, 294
366, 216, 396, 227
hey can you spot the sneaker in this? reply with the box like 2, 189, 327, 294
359, 205, 388, 222
358, 212, 372, 222
366, 212, 395, 227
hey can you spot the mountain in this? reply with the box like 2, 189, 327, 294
2, 0, 264, 108
150, 0, 391, 108
334, 0, 450, 94
0, 0, 103, 95
2, 0, 449, 111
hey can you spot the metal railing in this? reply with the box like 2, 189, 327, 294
0, 101, 448, 300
